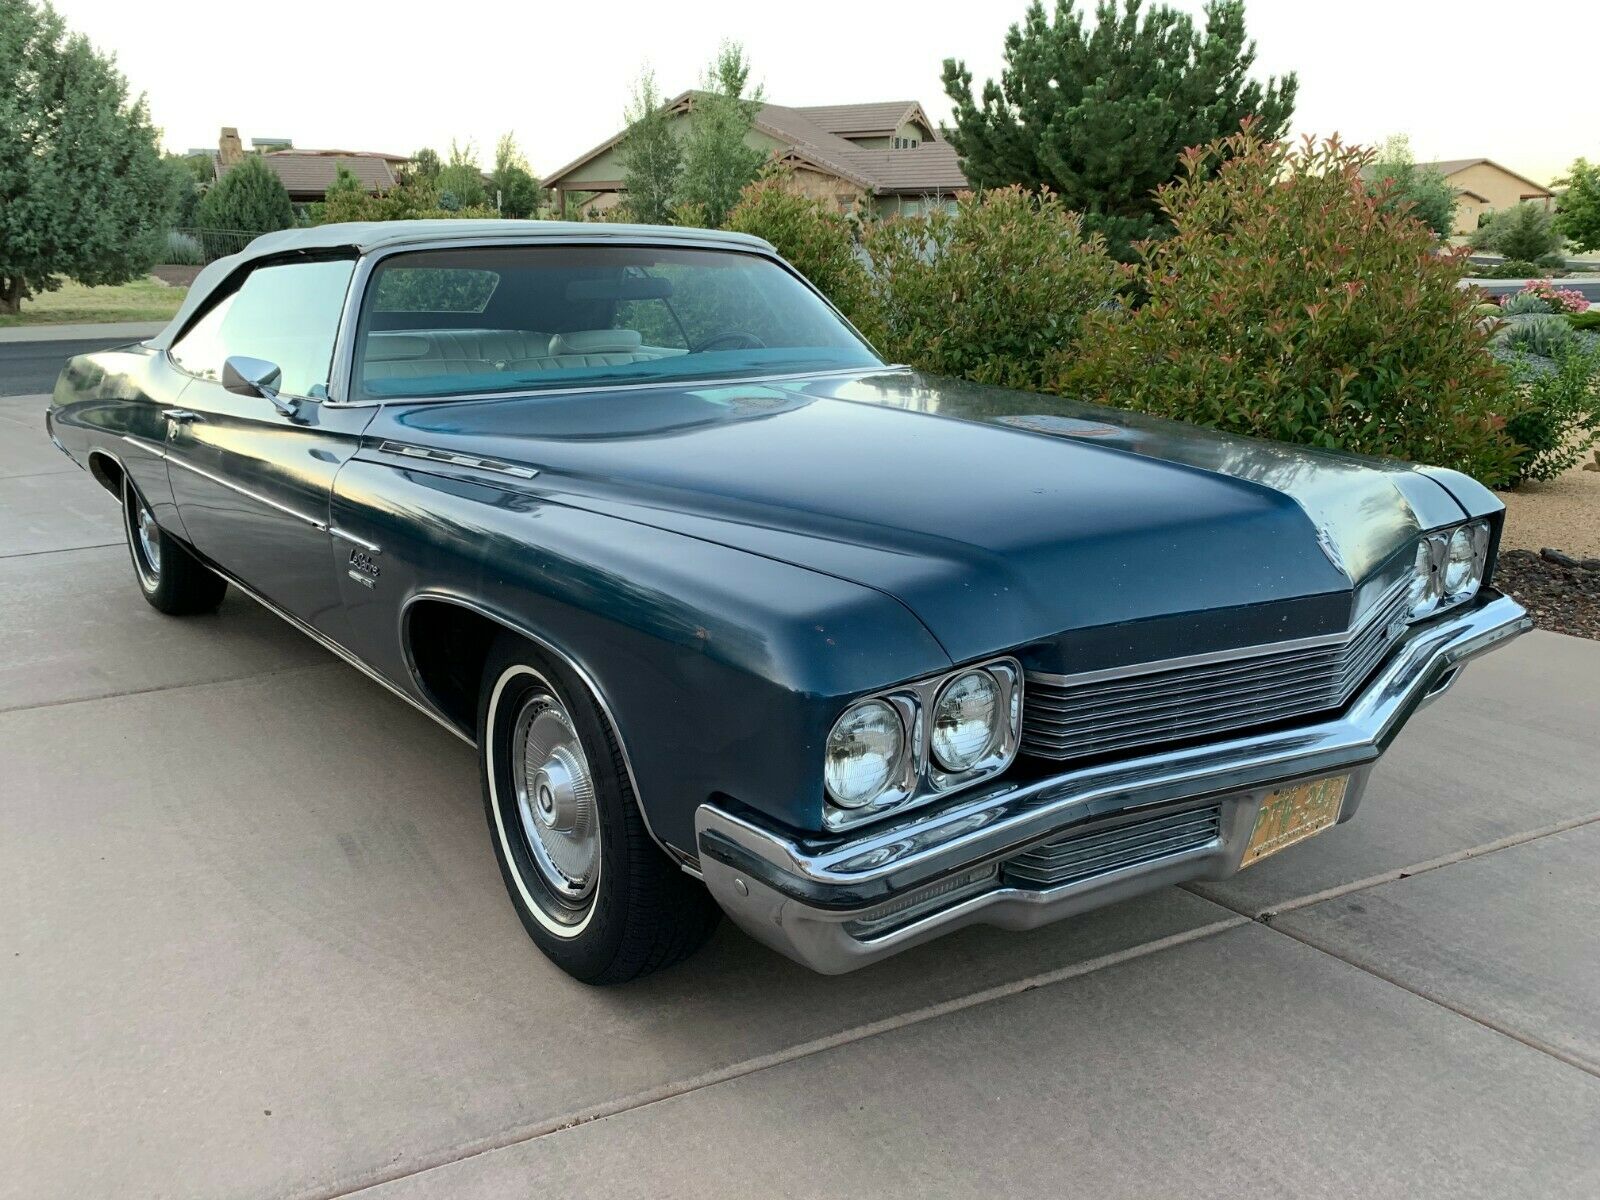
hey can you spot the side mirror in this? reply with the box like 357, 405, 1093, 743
222, 355, 297, 417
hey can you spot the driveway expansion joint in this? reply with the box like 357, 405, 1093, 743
292, 915, 1253, 1200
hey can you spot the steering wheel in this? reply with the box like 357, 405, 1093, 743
691, 329, 767, 353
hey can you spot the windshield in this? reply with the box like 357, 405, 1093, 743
353, 243, 882, 400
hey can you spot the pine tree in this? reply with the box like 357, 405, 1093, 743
0, 0, 180, 313
941, 0, 1296, 256
196, 155, 294, 236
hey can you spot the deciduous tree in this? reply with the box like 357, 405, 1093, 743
616, 67, 683, 225
490, 133, 540, 218
1554, 158, 1600, 253
1365, 135, 1456, 239
677, 42, 766, 228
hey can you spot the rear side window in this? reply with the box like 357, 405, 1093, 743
171, 257, 356, 397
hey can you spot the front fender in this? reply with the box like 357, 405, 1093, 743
330, 458, 952, 852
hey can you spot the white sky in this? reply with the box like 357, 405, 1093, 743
49, 0, 1599, 185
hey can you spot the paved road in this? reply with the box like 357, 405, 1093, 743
1468, 277, 1600, 302
2, 386, 1598, 1200
0, 336, 144, 398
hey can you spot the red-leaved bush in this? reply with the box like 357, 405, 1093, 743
1057, 128, 1523, 485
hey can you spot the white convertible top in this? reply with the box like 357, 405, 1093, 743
147, 220, 776, 349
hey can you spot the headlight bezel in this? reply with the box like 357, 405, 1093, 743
1407, 519, 1491, 624
822, 657, 1022, 830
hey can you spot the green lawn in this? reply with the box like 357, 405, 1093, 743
0, 277, 187, 327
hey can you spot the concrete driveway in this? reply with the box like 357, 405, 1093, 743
3, 379, 1599, 1200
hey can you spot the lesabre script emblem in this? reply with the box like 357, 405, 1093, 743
349, 550, 380, 580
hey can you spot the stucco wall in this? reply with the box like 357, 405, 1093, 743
1446, 162, 1553, 235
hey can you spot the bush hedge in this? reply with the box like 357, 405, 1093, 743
1057, 131, 1523, 486
196, 156, 293, 236
726, 176, 870, 324
858, 186, 1121, 390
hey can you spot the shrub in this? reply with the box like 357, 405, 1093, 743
196, 155, 293, 236
1521, 278, 1589, 314
1470, 259, 1568, 279
1569, 311, 1600, 332
1502, 341, 1600, 484
1499, 290, 1553, 315
1496, 313, 1577, 359
1059, 130, 1522, 486
162, 230, 204, 265
858, 186, 1121, 390
726, 175, 870, 323
1471, 203, 1562, 262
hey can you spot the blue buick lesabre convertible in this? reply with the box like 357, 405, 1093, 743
48, 221, 1530, 982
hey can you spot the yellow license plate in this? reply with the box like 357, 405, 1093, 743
1240, 775, 1349, 868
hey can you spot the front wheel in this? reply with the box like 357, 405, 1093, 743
121, 477, 227, 615
478, 633, 720, 983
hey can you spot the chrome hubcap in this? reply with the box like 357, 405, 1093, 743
510, 693, 599, 910
136, 502, 161, 576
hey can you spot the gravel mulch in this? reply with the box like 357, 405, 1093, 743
1494, 549, 1600, 640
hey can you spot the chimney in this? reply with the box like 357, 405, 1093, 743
218, 127, 244, 166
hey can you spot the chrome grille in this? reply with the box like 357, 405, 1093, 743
1023, 585, 1410, 763
1004, 806, 1222, 888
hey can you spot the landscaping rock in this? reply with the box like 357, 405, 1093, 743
1496, 549, 1600, 640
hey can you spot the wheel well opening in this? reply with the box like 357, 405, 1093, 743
406, 600, 503, 736
86, 451, 124, 499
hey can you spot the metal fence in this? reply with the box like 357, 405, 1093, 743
164, 227, 261, 265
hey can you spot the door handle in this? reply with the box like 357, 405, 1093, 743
162, 409, 203, 424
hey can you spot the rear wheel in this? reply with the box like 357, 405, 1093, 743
478, 632, 720, 983
121, 476, 227, 615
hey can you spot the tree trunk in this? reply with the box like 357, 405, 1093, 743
0, 277, 25, 316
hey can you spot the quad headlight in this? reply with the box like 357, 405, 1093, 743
824, 700, 907, 810
1407, 520, 1491, 623
823, 659, 1022, 828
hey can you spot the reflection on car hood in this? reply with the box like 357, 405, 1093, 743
375, 369, 1473, 666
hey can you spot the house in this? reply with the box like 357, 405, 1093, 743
541, 95, 969, 219
1416, 159, 1557, 236
209, 127, 410, 205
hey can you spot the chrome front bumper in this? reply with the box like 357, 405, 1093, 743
695, 593, 1531, 974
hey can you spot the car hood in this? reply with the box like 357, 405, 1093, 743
372, 369, 1474, 667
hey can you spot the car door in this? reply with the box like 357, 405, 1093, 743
164, 255, 372, 641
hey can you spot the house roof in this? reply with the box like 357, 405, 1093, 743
790, 100, 931, 137
542, 94, 968, 198
1416, 158, 1554, 197
215, 151, 401, 198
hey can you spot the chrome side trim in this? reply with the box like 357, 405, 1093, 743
119, 434, 167, 459
329, 526, 382, 554
377, 440, 539, 479
213, 568, 474, 747
164, 453, 328, 533
397, 591, 690, 868
694, 593, 1530, 973
1028, 577, 1411, 687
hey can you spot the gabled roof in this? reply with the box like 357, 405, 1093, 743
542, 94, 968, 197
791, 100, 933, 138
1417, 158, 1554, 197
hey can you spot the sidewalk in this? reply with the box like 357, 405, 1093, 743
0, 320, 166, 344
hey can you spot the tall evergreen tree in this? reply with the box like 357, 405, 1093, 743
0, 0, 180, 314
616, 67, 683, 225
196, 155, 294, 235
677, 42, 766, 228
941, 0, 1296, 256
